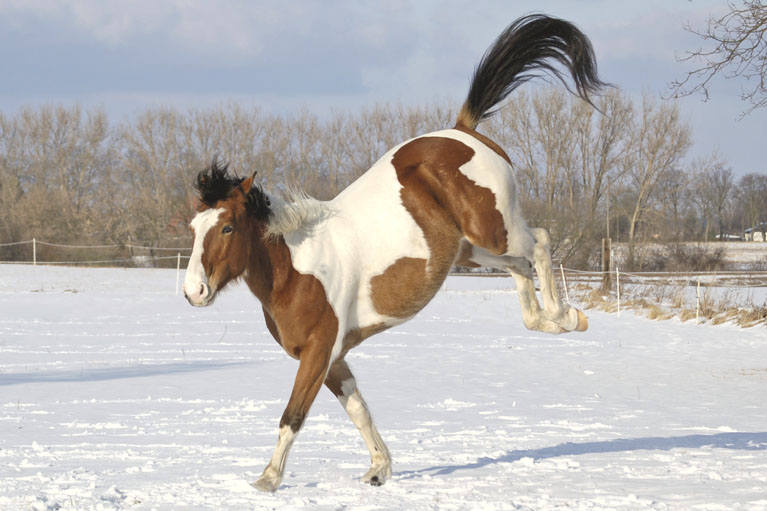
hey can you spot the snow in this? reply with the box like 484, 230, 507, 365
1, 265, 766, 510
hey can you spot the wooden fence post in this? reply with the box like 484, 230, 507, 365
560, 263, 570, 304
176, 253, 182, 295
601, 237, 611, 291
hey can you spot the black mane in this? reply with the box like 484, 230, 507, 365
195, 158, 272, 220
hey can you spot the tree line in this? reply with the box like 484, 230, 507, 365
0, 91, 764, 269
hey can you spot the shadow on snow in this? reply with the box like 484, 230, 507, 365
398, 431, 767, 479
0, 361, 250, 386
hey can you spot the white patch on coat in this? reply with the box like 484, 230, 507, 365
184, 208, 224, 294
282, 128, 528, 364
283, 139, 431, 364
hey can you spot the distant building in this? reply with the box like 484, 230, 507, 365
744, 222, 767, 242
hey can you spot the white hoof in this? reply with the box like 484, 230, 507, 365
252, 466, 281, 493
362, 462, 392, 486
574, 308, 588, 331
561, 307, 588, 332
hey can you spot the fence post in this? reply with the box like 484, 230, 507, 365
696, 279, 701, 324
176, 253, 181, 295
601, 237, 612, 291
560, 263, 570, 304
33, 238, 37, 266
616, 266, 620, 317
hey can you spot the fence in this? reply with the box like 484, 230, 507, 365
3, 238, 765, 324
447, 265, 766, 327
0, 238, 192, 267
557, 266, 767, 326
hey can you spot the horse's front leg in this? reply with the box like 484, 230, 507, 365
252, 341, 332, 492
325, 358, 392, 486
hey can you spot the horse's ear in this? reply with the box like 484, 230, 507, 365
240, 171, 258, 193
243, 171, 272, 220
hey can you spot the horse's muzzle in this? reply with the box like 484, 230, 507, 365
183, 281, 212, 307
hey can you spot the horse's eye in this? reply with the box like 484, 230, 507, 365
222, 225, 233, 234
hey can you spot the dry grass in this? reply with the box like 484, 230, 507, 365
571, 277, 767, 329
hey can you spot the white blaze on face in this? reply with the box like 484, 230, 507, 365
183, 208, 224, 306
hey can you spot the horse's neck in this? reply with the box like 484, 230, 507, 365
242, 234, 294, 310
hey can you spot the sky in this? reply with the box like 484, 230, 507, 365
0, 0, 763, 176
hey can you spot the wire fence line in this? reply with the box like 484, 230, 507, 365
0, 239, 193, 250
0, 238, 193, 267
1, 238, 765, 290
2, 241, 764, 321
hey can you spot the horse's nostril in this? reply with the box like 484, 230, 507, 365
199, 284, 205, 296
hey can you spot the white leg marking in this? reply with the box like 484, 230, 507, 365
468, 244, 573, 333
529, 228, 582, 331
338, 378, 392, 486
252, 425, 297, 492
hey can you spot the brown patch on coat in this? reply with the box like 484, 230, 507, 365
339, 323, 388, 359
324, 359, 354, 398
370, 257, 437, 319
369, 135, 509, 319
251, 238, 339, 431
454, 239, 481, 268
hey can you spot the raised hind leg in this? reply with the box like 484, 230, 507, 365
457, 240, 587, 333
325, 358, 392, 486
252, 342, 332, 492
460, 243, 567, 333
529, 228, 587, 332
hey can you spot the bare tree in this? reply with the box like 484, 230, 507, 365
657, 166, 691, 242
670, 1, 767, 116
0, 106, 114, 246
688, 153, 734, 241
735, 172, 767, 236
707, 162, 734, 240
483, 89, 635, 267
623, 94, 691, 264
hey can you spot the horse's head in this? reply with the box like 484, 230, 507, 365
183, 160, 272, 307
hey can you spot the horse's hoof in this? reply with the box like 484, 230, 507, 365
252, 475, 280, 493
575, 309, 588, 332
362, 464, 392, 487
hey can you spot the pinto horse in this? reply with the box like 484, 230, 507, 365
183, 14, 604, 491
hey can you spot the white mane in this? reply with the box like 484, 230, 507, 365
265, 189, 328, 239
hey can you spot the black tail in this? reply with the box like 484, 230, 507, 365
456, 14, 607, 130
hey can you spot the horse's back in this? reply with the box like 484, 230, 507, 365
284, 128, 523, 345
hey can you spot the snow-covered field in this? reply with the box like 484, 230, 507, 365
1, 265, 766, 511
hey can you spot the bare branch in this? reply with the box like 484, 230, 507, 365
669, 1, 767, 117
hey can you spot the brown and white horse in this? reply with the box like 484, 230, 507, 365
183, 14, 604, 492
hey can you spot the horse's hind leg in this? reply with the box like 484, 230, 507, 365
529, 228, 588, 332
460, 243, 567, 333
325, 358, 392, 486
458, 239, 587, 333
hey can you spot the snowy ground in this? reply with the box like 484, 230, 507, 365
1, 265, 766, 511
